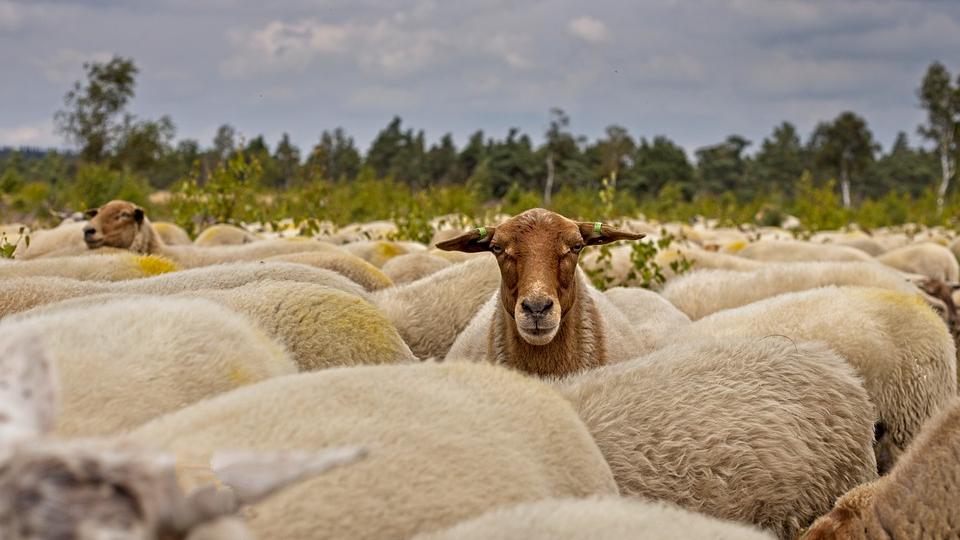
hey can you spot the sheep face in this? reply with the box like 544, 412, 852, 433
437, 208, 643, 346
83, 200, 145, 250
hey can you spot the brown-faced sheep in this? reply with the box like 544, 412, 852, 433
439, 209, 647, 376
671, 286, 957, 472
804, 397, 960, 539
553, 337, 879, 540
131, 362, 619, 539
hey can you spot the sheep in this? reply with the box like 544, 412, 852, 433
380, 251, 452, 284
130, 361, 619, 540
153, 220, 193, 245
661, 262, 923, 321
670, 286, 957, 472
12, 221, 86, 259
0, 332, 365, 540
803, 397, 960, 539
82, 199, 340, 267
0, 261, 369, 318
339, 239, 414, 267
876, 242, 960, 282
373, 255, 502, 359
601, 286, 691, 345
414, 496, 776, 540
737, 240, 874, 263
439, 209, 647, 376
195, 223, 260, 246
0, 252, 179, 281
265, 250, 394, 291
0, 296, 296, 437
553, 337, 879, 540
15, 281, 416, 372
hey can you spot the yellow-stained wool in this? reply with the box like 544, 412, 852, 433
0, 252, 180, 281
266, 251, 393, 291
15, 281, 415, 371
0, 262, 368, 318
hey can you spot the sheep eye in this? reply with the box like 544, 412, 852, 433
491, 244, 504, 255
571, 243, 584, 253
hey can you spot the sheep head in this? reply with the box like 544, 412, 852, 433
83, 200, 146, 250
0, 332, 366, 539
437, 208, 643, 346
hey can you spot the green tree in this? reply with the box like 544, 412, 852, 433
212, 124, 237, 161
628, 136, 694, 198
541, 108, 588, 205
809, 112, 878, 208
112, 114, 176, 176
870, 132, 939, 197
54, 56, 138, 162
695, 135, 751, 197
585, 125, 636, 188
307, 128, 362, 182
750, 122, 806, 198
917, 62, 960, 213
274, 133, 301, 188
425, 133, 463, 185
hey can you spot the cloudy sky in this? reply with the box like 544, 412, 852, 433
2, 0, 959, 157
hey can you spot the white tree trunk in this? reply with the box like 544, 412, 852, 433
840, 158, 851, 209
544, 153, 555, 207
936, 132, 954, 215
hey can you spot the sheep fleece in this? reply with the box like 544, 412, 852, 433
131, 362, 618, 540
553, 337, 878, 540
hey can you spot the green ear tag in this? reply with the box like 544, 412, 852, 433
476, 227, 487, 240
594, 222, 602, 235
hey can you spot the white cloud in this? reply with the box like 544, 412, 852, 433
0, 120, 58, 147
35, 49, 114, 84
221, 19, 349, 76
567, 16, 608, 43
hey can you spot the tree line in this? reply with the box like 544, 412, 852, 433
1, 56, 958, 219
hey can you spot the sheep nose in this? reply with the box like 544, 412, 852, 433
83, 227, 96, 237
521, 297, 554, 316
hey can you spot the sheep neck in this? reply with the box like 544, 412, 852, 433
489, 275, 606, 377
130, 218, 163, 255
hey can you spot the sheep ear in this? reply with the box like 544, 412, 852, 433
435, 227, 496, 253
0, 333, 60, 444
578, 222, 645, 246
84, 208, 99, 219
133, 207, 145, 224
208, 446, 367, 507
